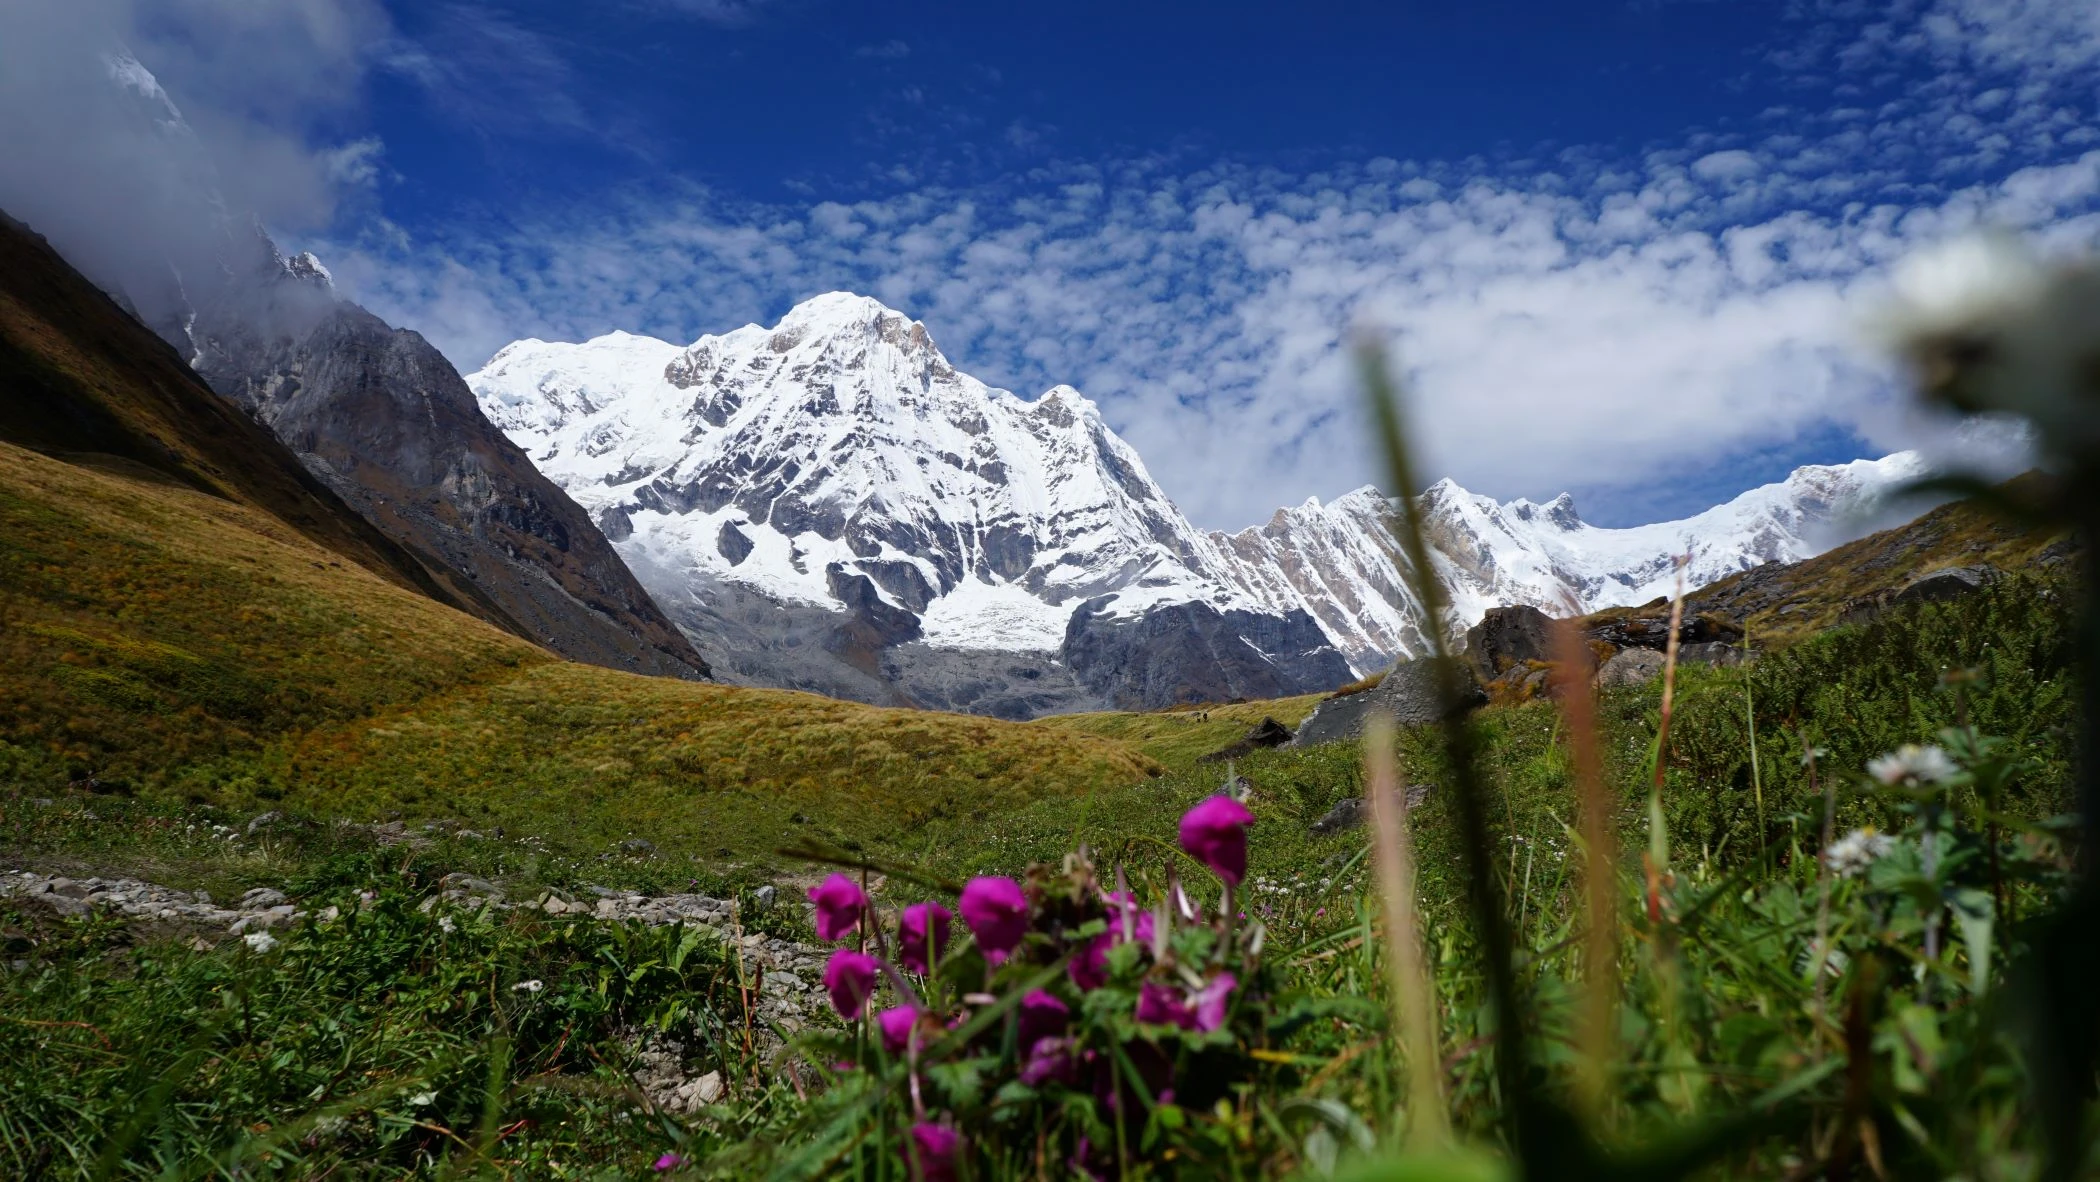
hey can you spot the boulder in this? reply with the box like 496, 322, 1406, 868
1308, 797, 1365, 836
1197, 716, 1296, 764
239, 887, 288, 909
1595, 647, 1666, 688
1678, 641, 1748, 667
1892, 564, 1999, 606
1290, 657, 1485, 748
1586, 610, 1743, 653
1462, 605, 1556, 682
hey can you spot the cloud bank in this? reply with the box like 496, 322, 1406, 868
3, 0, 2098, 530
320, 0, 2100, 527
0, 0, 388, 322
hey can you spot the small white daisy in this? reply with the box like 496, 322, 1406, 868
1823, 828, 1897, 878
1867, 744, 1957, 787
512, 979, 544, 993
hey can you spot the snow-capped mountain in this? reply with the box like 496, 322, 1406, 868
1214, 453, 1928, 670
469, 292, 1927, 715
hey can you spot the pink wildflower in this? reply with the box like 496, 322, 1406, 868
823, 948, 879, 1019
898, 901, 952, 974
1017, 989, 1070, 1048
1179, 795, 1254, 886
1068, 933, 1110, 991
904, 1121, 960, 1182
1020, 1035, 1079, 1086
1191, 972, 1237, 1032
958, 877, 1029, 962
878, 1004, 920, 1055
654, 1152, 683, 1170
807, 873, 867, 943
1136, 979, 1197, 1029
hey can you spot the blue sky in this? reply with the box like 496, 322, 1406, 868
5, 0, 2100, 528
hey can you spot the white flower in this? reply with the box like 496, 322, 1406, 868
408, 1090, 436, 1107
512, 979, 544, 993
1867, 744, 1957, 787
438, 916, 456, 934
243, 931, 279, 953
1823, 828, 1897, 878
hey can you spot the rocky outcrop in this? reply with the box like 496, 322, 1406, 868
1596, 647, 1666, 688
1461, 605, 1556, 682
1061, 599, 1353, 711
1198, 717, 1295, 764
1290, 657, 1486, 748
181, 229, 709, 681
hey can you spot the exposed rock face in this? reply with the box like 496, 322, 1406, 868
1462, 605, 1556, 681
1595, 647, 1666, 688
1894, 565, 2000, 605
179, 229, 709, 680
1062, 598, 1352, 711
0, 211, 499, 619
1584, 609, 1744, 653
1290, 657, 1486, 748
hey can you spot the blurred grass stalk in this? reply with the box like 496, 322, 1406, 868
1548, 618, 1618, 1119
1362, 714, 1449, 1147
1357, 337, 1539, 1159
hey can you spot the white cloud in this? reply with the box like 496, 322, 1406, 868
0, 0, 389, 321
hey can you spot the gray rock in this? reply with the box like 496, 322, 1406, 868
1677, 641, 1748, 667
752, 885, 778, 912
245, 810, 283, 835
1308, 798, 1365, 836
440, 873, 503, 897
1290, 657, 1485, 748
618, 838, 657, 857
1893, 564, 1999, 606
1596, 647, 1666, 688
33, 893, 91, 918
49, 879, 89, 900
1462, 605, 1556, 682
239, 887, 288, 908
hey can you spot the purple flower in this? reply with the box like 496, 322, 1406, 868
1017, 989, 1070, 1048
1103, 890, 1157, 948
1020, 1035, 1079, 1086
807, 873, 867, 943
959, 877, 1030, 962
1191, 972, 1237, 1033
1068, 933, 1110, 991
654, 1152, 684, 1171
823, 948, 879, 1019
1136, 979, 1197, 1029
1179, 795, 1254, 886
878, 1004, 920, 1055
898, 902, 952, 974
904, 1122, 960, 1182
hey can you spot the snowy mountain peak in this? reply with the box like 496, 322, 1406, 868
470, 295, 1934, 688
469, 293, 1247, 653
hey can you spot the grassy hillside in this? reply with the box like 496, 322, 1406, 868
1586, 482, 2071, 646
0, 440, 1157, 867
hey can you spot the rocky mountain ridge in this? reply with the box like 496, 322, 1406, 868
470, 293, 1926, 714
78, 52, 708, 680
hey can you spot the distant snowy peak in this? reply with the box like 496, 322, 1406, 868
469, 293, 1250, 652
1213, 452, 1928, 670
470, 290, 1934, 678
